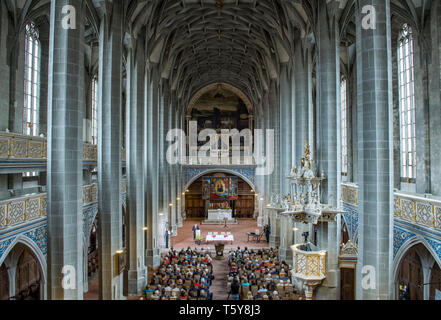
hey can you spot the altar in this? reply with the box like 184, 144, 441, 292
207, 209, 232, 221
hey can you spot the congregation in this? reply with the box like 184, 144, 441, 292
227, 248, 299, 300
144, 248, 214, 300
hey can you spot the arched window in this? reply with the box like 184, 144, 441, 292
91, 76, 98, 144
398, 24, 416, 182
341, 78, 348, 176
23, 22, 40, 137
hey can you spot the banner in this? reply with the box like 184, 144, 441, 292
228, 177, 238, 200
211, 177, 229, 200
202, 177, 211, 200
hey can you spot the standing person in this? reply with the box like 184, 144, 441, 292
192, 224, 198, 240
230, 278, 240, 301
265, 224, 270, 243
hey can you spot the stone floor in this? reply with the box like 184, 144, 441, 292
171, 218, 269, 249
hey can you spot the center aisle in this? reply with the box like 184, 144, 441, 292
210, 255, 230, 300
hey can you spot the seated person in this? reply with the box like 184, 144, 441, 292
199, 287, 209, 300
189, 286, 199, 298
179, 289, 188, 300
258, 286, 268, 294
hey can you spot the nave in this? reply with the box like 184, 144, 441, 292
1, 0, 441, 301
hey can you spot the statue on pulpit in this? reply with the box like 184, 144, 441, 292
282, 194, 292, 209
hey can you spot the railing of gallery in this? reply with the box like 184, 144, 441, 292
394, 192, 441, 231
341, 182, 441, 232
0, 193, 47, 229
183, 151, 257, 166
0, 183, 100, 230
0, 132, 47, 159
0, 131, 126, 162
341, 183, 359, 206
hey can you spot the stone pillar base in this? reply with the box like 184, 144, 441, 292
127, 268, 147, 296
315, 269, 339, 300
146, 248, 161, 269
279, 248, 293, 264
269, 235, 280, 248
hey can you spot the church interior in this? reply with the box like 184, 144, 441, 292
0, 0, 441, 302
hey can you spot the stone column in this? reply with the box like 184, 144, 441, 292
168, 93, 177, 237
263, 95, 271, 206
47, 0, 84, 300
158, 88, 169, 241
355, 0, 394, 300
279, 65, 292, 195
125, 37, 147, 296
175, 108, 182, 229
254, 110, 265, 218
279, 214, 293, 262
97, 1, 125, 300
177, 108, 184, 227
294, 39, 312, 164
269, 81, 280, 196
314, 4, 341, 300
146, 67, 161, 267
268, 208, 281, 247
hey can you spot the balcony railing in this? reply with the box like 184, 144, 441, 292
0, 193, 47, 229
394, 192, 441, 232
0, 179, 127, 230
341, 182, 441, 232
83, 144, 97, 161
341, 183, 359, 206
0, 132, 126, 163
0, 132, 46, 160
83, 183, 98, 205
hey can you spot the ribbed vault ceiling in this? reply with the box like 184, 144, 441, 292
128, 0, 296, 110
5, 0, 435, 111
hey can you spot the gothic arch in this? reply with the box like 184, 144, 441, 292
0, 235, 47, 300
184, 169, 256, 194
187, 83, 254, 117
393, 236, 441, 294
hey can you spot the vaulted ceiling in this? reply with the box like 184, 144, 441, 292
3, 0, 435, 111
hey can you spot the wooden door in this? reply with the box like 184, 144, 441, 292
0, 264, 9, 300
340, 268, 355, 300
15, 249, 41, 300
430, 263, 441, 300
397, 246, 423, 300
